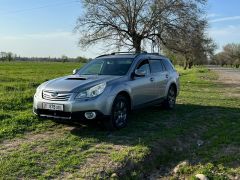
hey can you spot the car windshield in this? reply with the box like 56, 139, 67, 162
78, 58, 133, 76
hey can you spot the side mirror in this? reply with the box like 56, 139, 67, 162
73, 69, 78, 75
134, 69, 146, 77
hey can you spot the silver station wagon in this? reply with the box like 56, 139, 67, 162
33, 52, 180, 130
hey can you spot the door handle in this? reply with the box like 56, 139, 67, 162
165, 74, 169, 79
150, 77, 154, 82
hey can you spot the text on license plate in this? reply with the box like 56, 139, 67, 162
43, 103, 64, 111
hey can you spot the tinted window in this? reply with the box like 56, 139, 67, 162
136, 60, 150, 75
162, 59, 174, 71
149, 60, 165, 73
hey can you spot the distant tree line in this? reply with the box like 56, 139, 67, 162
211, 43, 240, 68
0, 52, 89, 63
0, 52, 16, 61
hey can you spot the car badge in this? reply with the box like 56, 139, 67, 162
51, 92, 58, 97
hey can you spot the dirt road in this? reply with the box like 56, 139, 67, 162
207, 65, 240, 85
207, 65, 240, 98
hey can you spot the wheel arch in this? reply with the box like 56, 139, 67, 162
115, 91, 132, 111
169, 83, 177, 93
165, 82, 178, 97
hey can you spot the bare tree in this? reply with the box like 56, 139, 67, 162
76, 0, 207, 53
213, 43, 240, 68
162, 17, 216, 69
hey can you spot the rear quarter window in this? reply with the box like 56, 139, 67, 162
162, 59, 174, 71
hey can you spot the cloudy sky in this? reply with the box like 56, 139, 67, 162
0, 0, 240, 58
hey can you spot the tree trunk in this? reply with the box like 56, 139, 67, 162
133, 36, 142, 53
184, 56, 190, 70
188, 61, 193, 69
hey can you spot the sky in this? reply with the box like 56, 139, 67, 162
0, 0, 240, 58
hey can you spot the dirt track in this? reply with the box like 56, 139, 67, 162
207, 66, 240, 98
207, 65, 240, 85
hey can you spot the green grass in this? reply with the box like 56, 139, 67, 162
0, 62, 239, 179
0, 62, 81, 140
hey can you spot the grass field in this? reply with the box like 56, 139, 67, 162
0, 62, 239, 179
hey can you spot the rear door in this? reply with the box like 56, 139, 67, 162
149, 59, 168, 98
161, 58, 177, 94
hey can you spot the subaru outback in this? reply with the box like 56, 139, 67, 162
33, 52, 180, 130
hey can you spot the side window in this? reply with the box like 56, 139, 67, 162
149, 60, 165, 73
136, 60, 150, 75
162, 59, 174, 71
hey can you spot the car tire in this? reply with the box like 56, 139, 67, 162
163, 85, 176, 109
103, 95, 129, 130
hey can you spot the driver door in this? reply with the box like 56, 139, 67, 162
130, 59, 156, 107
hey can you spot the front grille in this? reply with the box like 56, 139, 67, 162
42, 90, 72, 101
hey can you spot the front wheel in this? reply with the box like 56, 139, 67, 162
103, 95, 129, 130
163, 86, 176, 109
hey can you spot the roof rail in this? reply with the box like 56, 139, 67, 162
110, 51, 136, 55
147, 53, 160, 55
95, 54, 110, 58
96, 51, 164, 59
110, 51, 149, 55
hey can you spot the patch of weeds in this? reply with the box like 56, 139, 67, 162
110, 145, 150, 164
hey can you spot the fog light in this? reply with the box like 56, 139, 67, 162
84, 112, 96, 119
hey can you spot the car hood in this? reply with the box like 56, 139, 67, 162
42, 75, 121, 92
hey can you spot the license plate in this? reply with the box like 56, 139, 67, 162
42, 103, 64, 111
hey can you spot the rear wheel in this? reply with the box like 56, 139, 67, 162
103, 95, 129, 130
163, 85, 176, 109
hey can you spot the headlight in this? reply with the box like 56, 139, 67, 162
35, 86, 42, 97
75, 82, 106, 99
35, 81, 49, 97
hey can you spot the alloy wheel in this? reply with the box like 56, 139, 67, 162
113, 100, 128, 128
168, 87, 176, 108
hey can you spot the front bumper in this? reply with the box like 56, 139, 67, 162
33, 108, 108, 121
33, 93, 115, 120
